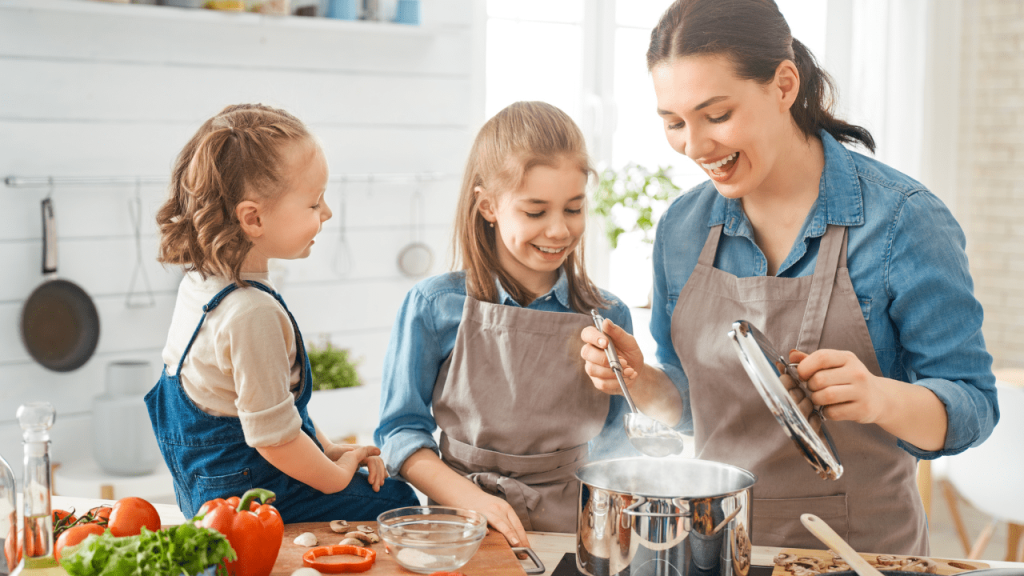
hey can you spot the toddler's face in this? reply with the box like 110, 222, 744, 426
256, 139, 331, 261
483, 158, 587, 290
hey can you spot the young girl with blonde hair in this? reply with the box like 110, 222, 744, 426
375, 101, 639, 546
147, 103, 418, 522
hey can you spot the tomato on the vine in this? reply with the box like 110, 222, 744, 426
55, 524, 104, 561
107, 497, 161, 537
52, 509, 76, 525
85, 505, 112, 525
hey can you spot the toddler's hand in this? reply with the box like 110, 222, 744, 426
335, 445, 388, 491
324, 442, 379, 462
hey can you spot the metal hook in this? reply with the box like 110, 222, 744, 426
46, 176, 54, 200
126, 177, 155, 309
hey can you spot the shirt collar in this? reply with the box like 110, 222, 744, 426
707, 129, 865, 239
494, 267, 571, 308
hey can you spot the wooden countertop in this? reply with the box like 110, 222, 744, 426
50, 496, 1024, 576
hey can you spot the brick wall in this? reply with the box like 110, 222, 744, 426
960, 0, 1024, 368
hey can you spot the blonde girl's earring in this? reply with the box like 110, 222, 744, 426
489, 222, 494, 228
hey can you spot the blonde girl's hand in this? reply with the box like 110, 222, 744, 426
461, 490, 530, 549
363, 455, 388, 492
793, 349, 888, 424
580, 318, 644, 396
324, 442, 380, 462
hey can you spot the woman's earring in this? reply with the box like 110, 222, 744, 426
489, 222, 494, 228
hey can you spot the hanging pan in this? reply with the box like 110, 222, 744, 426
20, 198, 100, 372
397, 187, 433, 278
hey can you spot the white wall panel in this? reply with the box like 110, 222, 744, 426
0, 0, 481, 484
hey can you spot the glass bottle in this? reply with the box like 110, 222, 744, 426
2, 451, 16, 574
11, 402, 67, 575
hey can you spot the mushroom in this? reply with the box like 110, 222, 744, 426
774, 553, 798, 567
291, 569, 322, 576
901, 558, 938, 573
356, 525, 374, 534
792, 557, 826, 571
329, 520, 350, 533
875, 555, 900, 566
292, 532, 318, 547
343, 531, 379, 545
339, 537, 366, 547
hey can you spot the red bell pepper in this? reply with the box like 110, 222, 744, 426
194, 488, 284, 576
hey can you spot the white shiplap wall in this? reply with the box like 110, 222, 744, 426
0, 0, 484, 480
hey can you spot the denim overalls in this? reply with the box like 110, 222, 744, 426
145, 281, 418, 522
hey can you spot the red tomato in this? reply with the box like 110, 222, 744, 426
55, 524, 104, 561
52, 509, 77, 526
107, 497, 161, 537
86, 506, 112, 525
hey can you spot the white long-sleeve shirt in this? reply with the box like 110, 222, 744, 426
161, 271, 303, 448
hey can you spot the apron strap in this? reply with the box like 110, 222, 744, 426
795, 226, 848, 353
697, 225, 724, 267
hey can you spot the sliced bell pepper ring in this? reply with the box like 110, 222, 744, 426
194, 488, 284, 576
302, 545, 376, 574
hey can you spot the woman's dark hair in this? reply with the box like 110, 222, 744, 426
647, 0, 875, 152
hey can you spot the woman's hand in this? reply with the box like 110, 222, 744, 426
580, 318, 643, 395
792, 349, 888, 424
782, 351, 821, 432
460, 490, 530, 549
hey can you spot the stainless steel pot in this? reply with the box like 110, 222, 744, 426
576, 457, 757, 576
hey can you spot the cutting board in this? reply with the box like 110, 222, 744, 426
272, 522, 528, 575
769, 548, 989, 576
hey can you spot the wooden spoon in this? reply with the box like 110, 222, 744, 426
800, 513, 884, 576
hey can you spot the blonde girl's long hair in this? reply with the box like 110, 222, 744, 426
156, 103, 312, 285
453, 101, 608, 313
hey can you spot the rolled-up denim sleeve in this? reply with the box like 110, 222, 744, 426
886, 191, 998, 459
651, 224, 693, 434
374, 287, 445, 479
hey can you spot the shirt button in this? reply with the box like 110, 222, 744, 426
545, 296, 552, 301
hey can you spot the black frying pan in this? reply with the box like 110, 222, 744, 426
20, 198, 100, 372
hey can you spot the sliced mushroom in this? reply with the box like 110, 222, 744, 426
792, 557, 826, 571
774, 553, 798, 567
329, 520, 350, 533
343, 531, 379, 545
356, 525, 374, 534
291, 569, 323, 576
875, 555, 900, 566
339, 537, 366, 547
902, 558, 938, 573
293, 532, 318, 547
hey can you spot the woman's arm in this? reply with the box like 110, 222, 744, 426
400, 448, 530, 548
798, 191, 997, 456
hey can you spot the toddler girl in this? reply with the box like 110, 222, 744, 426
375, 101, 638, 546
146, 103, 418, 522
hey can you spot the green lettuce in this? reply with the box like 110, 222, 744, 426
60, 523, 237, 576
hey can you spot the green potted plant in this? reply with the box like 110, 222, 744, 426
592, 163, 683, 308
592, 163, 682, 249
307, 338, 362, 391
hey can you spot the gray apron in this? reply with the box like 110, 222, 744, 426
432, 295, 611, 533
671, 224, 928, 555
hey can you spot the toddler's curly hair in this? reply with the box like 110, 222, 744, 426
157, 103, 312, 285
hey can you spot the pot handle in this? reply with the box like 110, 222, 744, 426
710, 505, 743, 535
511, 547, 545, 575
621, 496, 692, 518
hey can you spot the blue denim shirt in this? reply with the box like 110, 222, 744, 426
652, 130, 998, 459
375, 269, 635, 479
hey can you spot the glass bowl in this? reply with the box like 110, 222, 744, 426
377, 506, 488, 574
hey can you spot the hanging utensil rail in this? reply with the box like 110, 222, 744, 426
4, 172, 454, 188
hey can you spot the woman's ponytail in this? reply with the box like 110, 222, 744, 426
790, 38, 875, 153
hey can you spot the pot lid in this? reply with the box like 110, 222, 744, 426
728, 320, 844, 481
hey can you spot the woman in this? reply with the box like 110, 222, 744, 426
581, 0, 998, 555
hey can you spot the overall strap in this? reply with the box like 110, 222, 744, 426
175, 280, 299, 377
795, 226, 847, 353
697, 225, 724, 266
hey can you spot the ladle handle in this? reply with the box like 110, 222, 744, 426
590, 310, 638, 414
800, 514, 884, 576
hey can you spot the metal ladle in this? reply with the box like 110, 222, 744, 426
590, 310, 687, 458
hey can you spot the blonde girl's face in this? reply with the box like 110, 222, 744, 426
255, 139, 332, 261
479, 158, 587, 292
652, 54, 795, 200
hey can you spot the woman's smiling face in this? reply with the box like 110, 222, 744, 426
652, 54, 796, 200
478, 157, 587, 293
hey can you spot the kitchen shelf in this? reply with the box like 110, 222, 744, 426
0, 0, 442, 37
4, 171, 457, 188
